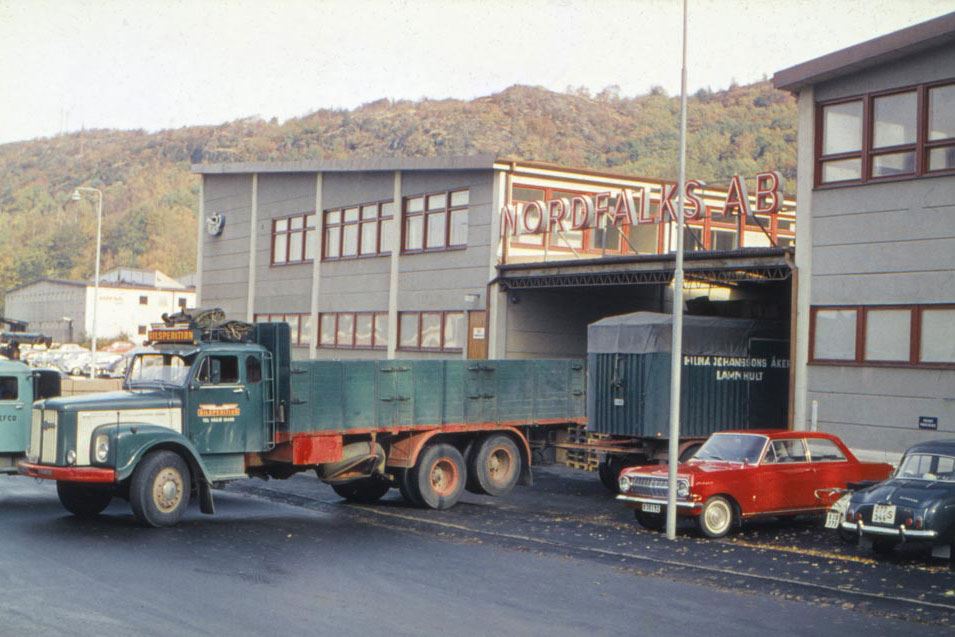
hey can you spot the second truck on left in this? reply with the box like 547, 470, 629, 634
19, 318, 585, 527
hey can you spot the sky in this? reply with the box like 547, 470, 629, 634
1, 0, 954, 145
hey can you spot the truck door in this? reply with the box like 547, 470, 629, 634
0, 372, 28, 455
187, 352, 260, 454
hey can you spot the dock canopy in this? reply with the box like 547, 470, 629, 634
587, 312, 781, 356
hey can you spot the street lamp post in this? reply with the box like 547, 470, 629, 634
71, 187, 103, 379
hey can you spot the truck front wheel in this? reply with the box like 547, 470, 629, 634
331, 477, 392, 504
130, 450, 191, 527
468, 434, 521, 497
410, 443, 466, 510
56, 481, 112, 517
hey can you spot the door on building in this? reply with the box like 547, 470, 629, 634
467, 310, 487, 360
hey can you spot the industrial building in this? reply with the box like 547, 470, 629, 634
775, 11, 955, 459
4, 268, 196, 343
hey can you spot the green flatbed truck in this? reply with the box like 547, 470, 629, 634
20, 319, 585, 527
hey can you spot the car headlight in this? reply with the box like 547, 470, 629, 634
618, 475, 631, 492
93, 433, 110, 463
65, 449, 76, 466
677, 479, 690, 498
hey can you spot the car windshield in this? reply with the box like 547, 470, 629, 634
896, 453, 955, 482
126, 353, 192, 387
693, 434, 767, 464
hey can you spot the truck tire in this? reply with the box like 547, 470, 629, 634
398, 468, 423, 506
598, 459, 621, 493
410, 443, 466, 510
468, 434, 521, 497
56, 481, 112, 517
679, 443, 703, 462
331, 477, 392, 504
130, 450, 191, 528
698, 495, 735, 538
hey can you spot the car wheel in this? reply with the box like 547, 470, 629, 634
468, 434, 521, 497
331, 477, 392, 504
410, 443, 466, 510
699, 495, 735, 538
56, 481, 112, 517
635, 509, 665, 531
130, 450, 191, 527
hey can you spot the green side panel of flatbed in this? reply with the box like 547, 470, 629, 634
288, 359, 584, 434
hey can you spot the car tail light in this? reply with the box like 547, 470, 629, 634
904, 517, 913, 527
855, 512, 863, 521
914, 518, 923, 529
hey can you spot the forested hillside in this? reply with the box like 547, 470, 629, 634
0, 81, 796, 311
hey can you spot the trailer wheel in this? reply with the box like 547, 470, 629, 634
130, 450, 191, 528
679, 443, 703, 462
468, 434, 521, 497
56, 481, 112, 517
634, 509, 665, 531
397, 468, 423, 506
331, 477, 392, 504
598, 459, 621, 493
410, 443, 466, 510
698, 495, 735, 538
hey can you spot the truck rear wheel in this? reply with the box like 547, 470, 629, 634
410, 443, 466, 510
398, 468, 423, 506
56, 481, 112, 517
130, 450, 191, 528
331, 477, 391, 504
468, 434, 521, 497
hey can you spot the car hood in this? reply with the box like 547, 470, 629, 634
852, 479, 955, 508
621, 461, 747, 480
37, 389, 182, 412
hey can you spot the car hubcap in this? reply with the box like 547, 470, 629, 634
154, 468, 184, 513
430, 458, 457, 497
705, 501, 731, 534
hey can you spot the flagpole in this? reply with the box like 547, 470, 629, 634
666, 0, 689, 541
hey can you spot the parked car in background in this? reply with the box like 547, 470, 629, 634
617, 430, 894, 538
840, 440, 955, 567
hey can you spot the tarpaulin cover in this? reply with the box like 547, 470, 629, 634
587, 312, 782, 356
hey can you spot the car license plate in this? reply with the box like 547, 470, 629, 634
641, 503, 662, 513
825, 510, 842, 529
872, 504, 896, 525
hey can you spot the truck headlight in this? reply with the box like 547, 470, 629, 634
618, 475, 631, 492
677, 479, 690, 498
94, 434, 110, 463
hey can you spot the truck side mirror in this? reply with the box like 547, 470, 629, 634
210, 359, 222, 385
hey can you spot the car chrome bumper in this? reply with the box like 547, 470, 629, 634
18, 461, 116, 483
616, 495, 702, 510
840, 520, 938, 540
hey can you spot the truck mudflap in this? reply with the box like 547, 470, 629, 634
18, 462, 116, 483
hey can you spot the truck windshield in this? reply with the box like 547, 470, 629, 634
693, 434, 767, 464
896, 453, 955, 482
127, 353, 192, 387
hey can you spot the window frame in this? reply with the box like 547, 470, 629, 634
253, 313, 313, 347
814, 78, 955, 188
271, 212, 317, 266
396, 310, 465, 352
809, 304, 955, 369
317, 311, 388, 350
322, 200, 394, 261
401, 189, 469, 254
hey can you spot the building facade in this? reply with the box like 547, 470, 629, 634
5, 268, 196, 343
195, 157, 796, 376
775, 12, 955, 459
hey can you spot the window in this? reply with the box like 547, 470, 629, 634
197, 355, 239, 385
397, 311, 464, 351
816, 80, 955, 185
318, 312, 388, 349
272, 212, 317, 264
178, 297, 188, 309
137, 325, 147, 335
770, 439, 808, 463
811, 305, 955, 368
0, 377, 18, 401
253, 313, 312, 347
807, 438, 847, 463
323, 201, 394, 260
139, 295, 148, 305
246, 356, 262, 384
402, 190, 468, 252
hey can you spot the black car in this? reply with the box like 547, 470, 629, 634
841, 439, 955, 566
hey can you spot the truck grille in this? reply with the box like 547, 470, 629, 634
27, 409, 42, 462
39, 410, 57, 464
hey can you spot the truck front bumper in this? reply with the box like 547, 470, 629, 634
616, 494, 703, 511
18, 462, 116, 483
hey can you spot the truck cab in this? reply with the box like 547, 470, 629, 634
0, 360, 60, 473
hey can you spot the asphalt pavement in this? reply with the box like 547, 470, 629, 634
1, 466, 951, 636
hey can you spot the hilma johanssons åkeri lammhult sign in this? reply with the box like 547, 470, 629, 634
500, 172, 784, 237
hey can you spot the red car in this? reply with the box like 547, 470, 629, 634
617, 430, 894, 538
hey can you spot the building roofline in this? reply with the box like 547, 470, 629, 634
191, 154, 501, 175
5, 277, 196, 295
773, 11, 955, 92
